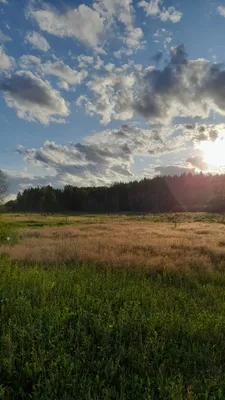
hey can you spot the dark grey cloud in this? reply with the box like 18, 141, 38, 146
154, 165, 194, 176
80, 45, 225, 125
151, 50, 163, 64
0, 70, 69, 123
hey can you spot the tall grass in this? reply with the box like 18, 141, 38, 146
0, 222, 18, 245
1, 259, 225, 399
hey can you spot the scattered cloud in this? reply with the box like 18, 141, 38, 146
138, 0, 182, 23
25, 31, 50, 52
20, 55, 88, 89
26, 0, 144, 55
0, 45, 15, 71
0, 29, 11, 42
77, 55, 94, 69
159, 7, 182, 23
218, 5, 225, 17
0, 70, 70, 124
0, 0, 8, 4
79, 45, 225, 125
153, 28, 173, 50
15, 137, 134, 189
27, 3, 105, 49
181, 123, 224, 142
85, 124, 189, 156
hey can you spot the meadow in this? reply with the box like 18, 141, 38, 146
1, 213, 225, 399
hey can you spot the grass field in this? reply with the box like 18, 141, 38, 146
1, 213, 225, 399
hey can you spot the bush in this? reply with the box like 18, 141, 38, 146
0, 223, 18, 245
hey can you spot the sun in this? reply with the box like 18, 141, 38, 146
199, 137, 225, 167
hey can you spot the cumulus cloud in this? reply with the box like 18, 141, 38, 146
180, 123, 225, 142
0, 29, 11, 42
10, 120, 204, 193
85, 123, 189, 156
0, 0, 8, 4
27, 0, 144, 54
27, 2, 105, 48
20, 55, 88, 89
0, 45, 15, 71
218, 5, 225, 17
4, 170, 56, 195
138, 0, 160, 16
138, 0, 182, 23
0, 70, 70, 124
77, 67, 136, 124
41, 60, 88, 86
77, 55, 94, 69
159, 7, 182, 23
79, 45, 225, 125
25, 31, 50, 52
15, 137, 134, 189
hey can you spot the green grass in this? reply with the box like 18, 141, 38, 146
2, 211, 225, 229
1, 259, 225, 399
0, 222, 18, 245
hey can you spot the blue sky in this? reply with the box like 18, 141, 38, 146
1, 0, 225, 196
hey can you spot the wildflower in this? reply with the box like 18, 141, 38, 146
6, 237, 11, 241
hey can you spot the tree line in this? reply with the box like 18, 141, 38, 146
5, 172, 225, 213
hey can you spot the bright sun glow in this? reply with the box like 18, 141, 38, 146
199, 136, 225, 166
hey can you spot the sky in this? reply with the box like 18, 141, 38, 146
2, 0, 225, 196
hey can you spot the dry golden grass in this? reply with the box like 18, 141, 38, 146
2, 221, 225, 270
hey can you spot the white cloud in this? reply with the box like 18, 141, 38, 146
19, 54, 41, 69
20, 55, 88, 89
0, 45, 15, 71
113, 48, 134, 58
93, 0, 134, 30
124, 27, 144, 49
138, 0, 160, 16
25, 31, 50, 52
138, 0, 182, 23
27, 0, 144, 55
218, 5, 225, 17
0, 0, 8, 4
0, 29, 11, 42
159, 7, 182, 23
153, 28, 173, 50
57, 80, 70, 91
41, 60, 88, 86
0, 70, 70, 124
77, 55, 94, 69
27, 3, 105, 49
77, 67, 136, 124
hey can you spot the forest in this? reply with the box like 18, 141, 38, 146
6, 172, 225, 213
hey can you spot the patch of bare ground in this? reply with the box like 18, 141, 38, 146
2, 222, 225, 270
